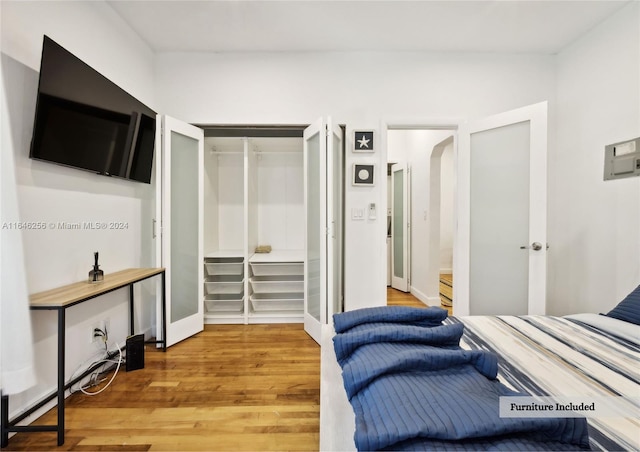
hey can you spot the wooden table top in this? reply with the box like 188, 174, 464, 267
29, 268, 165, 308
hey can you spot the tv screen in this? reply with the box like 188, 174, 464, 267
30, 36, 156, 183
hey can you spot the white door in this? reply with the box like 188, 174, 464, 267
156, 115, 204, 347
391, 163, 410, 292
303, 117, 342, 344
327, 120, 344, 321
456, 102, 547, 316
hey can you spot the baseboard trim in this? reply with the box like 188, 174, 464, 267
410, 287, 441, 307
425, 296, 442, 306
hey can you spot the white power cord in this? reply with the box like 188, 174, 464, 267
69, 340, 124, 395
79, 342, 123, 396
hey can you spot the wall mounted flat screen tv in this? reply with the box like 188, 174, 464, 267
30, 36, 156, 183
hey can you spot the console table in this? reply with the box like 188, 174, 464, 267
1, 267, 166, 447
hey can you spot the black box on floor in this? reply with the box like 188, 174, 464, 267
125, 334, 144, 372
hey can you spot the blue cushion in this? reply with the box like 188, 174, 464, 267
605, 284, 640, 325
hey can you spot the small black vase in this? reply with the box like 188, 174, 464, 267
88, 251, 104, 283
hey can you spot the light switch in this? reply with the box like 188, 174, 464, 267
351, 208, 364, 220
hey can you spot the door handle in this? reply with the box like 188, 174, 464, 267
520, 242, 543, 251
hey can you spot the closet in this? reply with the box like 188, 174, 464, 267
158, 116, 343, 345
203, 134, 305, 324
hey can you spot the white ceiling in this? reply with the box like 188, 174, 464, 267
107, 0, 630, 54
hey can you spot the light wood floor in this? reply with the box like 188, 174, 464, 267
4, 324, 320, 451
387, 286, 453, 316
5, 292, 448, 451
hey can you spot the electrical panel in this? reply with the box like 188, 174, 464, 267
603, 137, 640, 181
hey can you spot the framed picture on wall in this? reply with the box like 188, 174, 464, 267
353, 163, 375, 186
353, 130, 374, 152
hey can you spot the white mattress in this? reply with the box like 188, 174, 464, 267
319, 324, 355, 451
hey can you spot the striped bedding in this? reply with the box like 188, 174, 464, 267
321, 312, 639, 452
449, 315, 639, 451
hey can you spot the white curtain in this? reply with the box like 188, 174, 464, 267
0, 57, 36, 395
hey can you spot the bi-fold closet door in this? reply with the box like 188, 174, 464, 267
303, 118, 343, 344
156, 116, 205, 348
203, 135, 305, 325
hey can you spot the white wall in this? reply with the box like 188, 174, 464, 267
550, 2, 640, 315
256, 152, 305, 250
155, 51, 556, 311
1, 0, 156, 420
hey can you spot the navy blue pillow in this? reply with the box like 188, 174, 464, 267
605, 284, 640, 325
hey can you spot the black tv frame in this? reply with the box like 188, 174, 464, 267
29, 36, 157, 184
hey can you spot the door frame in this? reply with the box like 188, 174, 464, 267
426, 134, 456, 306
381, 120, 460, 304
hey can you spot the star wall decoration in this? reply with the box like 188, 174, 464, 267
354, 130, 374, 152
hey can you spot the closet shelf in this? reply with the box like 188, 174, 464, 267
250, 298, 303, 312
250, 277, 303, 294
205, 250, 244, 259
205, 279, 244, 295
250, 262, 302, 276
205, 299, 244, 312
249, 249, 304, 263
205, 293, 243, 301
205, 262, 243, 276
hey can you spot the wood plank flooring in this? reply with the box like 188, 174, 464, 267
387, 286, 453, 315
5, 292, 450, 451
387, 286, 426, 308
4, 325, 320, 451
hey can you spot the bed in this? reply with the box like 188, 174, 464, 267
320, 288, 640, 451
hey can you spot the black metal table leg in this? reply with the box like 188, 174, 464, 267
1, 394, 8, 448
129, 284, 135, 336
57, 308, 65, 446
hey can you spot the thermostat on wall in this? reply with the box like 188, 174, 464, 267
604, 137, 640, 181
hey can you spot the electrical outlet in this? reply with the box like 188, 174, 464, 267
90, 318, 110, 343
90, 322, 101, 343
